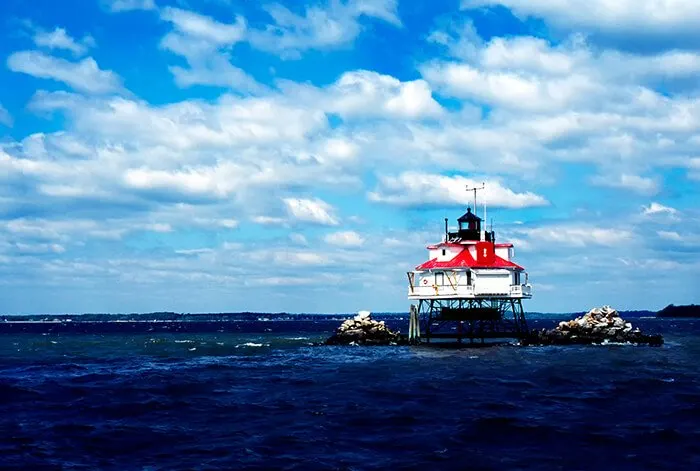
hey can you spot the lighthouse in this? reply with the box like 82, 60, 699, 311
406, 192, 532, 343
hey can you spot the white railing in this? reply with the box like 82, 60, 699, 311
408, 284, 474, 298
408, 283, 532, 298
510, 284, 532, 296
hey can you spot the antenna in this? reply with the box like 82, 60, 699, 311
465, 182, 485, 217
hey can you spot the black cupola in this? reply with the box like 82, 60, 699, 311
448, 207, 494, 242
457, 207, 481, 232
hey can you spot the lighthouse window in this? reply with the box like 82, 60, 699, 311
441, 249, 446, 256
435, 272, 444, 286
467, 271, 472, 286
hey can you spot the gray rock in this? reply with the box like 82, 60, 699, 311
522, 305, 663, 346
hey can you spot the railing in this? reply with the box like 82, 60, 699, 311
409, 283, 532, 298
510, 284, 532, 296
408, 284, 474, 297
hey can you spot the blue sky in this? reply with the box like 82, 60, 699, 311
1, 0, 699, 314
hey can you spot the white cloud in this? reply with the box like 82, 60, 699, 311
283, 198, 340, 226
324, 70, 443, 119
278, 69, 443, 120
102, 0, 156, 12
324, 230, 365, 247
461, 0, 700, 48
14, 242, 66, 254
123, 164, 241, 199
142, 223, 173, 233
0, 104, 12, 127
590, 173, 658, 195
368, 173, 549, 208
7, 51, 123, 94
270, 251, 330, 266
427, 18, 482, 61
252, 216, 287, 225
424, 31, 700, 113
161, 7, 247, 45
160, 8, 262, 92
33, 27, 95, 56
248, 0, 401, 58
516, 226, 633, 247
657, 230, 682, 241
422, 61, 598, 112
643, 202, 679, 216
216, 219, 239, 229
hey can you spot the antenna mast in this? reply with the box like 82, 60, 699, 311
465, 182, 485, 218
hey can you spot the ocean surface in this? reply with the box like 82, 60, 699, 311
1, 315, 699, 470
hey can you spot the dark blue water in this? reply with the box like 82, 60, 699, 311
1, 317, 699, 470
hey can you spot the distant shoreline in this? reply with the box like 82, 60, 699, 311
656, 304, 700, 318
1, 304, 697, 323
0, 308, 674, 323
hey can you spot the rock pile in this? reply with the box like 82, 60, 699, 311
325, 311, 406, 345
523, 305, 663, 346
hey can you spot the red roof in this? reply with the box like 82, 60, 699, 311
415, 247, 523, 271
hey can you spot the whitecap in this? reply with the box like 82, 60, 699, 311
235, 342, 268, 348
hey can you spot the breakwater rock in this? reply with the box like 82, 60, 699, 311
325, 311, 407, 346
522, 306, 663, 346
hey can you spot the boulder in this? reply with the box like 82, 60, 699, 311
522, 305, 663, 346
325, 312, 407, 346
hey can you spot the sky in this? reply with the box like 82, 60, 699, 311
0, 0, 699, 315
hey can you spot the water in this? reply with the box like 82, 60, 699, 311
1, 317, 699, 470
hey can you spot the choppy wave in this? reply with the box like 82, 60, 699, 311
0, 318, 698, 470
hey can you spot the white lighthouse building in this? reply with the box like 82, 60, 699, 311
407, 205, 532, 343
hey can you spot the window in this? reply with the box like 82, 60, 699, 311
441, 249, 446, 256
435, 272, 444, 286
514, 272, 521, 285
467, 271, 472, 286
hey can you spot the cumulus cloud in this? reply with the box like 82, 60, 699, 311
283, 198, 340, 226
643, 202, 678, 216
324, 70, 442, 119
590, 173, 659, 195
159, 8, 263, 92
461, 0, 700, 49
279, 70, 443, 120
249, 0, 401, 58
368, 173, 549, 208
252, 216, 287, 225
657, 230, 682, 241
161, 7, 247, 45
324, 230, 365, 247
7, 51, 123, 94
33, 27, 95, 56
515, 226, 633, 247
